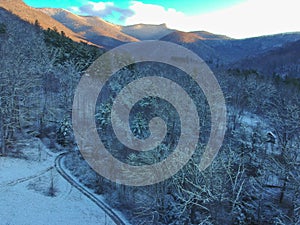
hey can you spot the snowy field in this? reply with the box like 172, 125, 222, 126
0, 139, 116, 225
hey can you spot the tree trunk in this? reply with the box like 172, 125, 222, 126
279, 176, 288, 203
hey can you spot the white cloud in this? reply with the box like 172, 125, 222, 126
124, 0, 300, 39
126, 1, 185, 25
69, 6, 80, 13
68, 1, 134, 22
88, 1, 114, 11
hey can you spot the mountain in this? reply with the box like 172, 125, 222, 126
236, 39, 300, 78
190, 31, 232, 40
39, 8, 139, 49
2, 0, 300, 69
0, 0, 86, 43
121, 23, 174, 40
160, 30, 205, 43
160, 30, 231, 42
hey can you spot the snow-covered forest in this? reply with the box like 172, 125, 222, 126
0, 6, 300, 225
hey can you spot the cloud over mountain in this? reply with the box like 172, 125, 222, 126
69, 1, 134, 23
70, 0, 300, 39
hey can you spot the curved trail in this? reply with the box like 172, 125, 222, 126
0, 146, 127, 225
55, 152, 127, 225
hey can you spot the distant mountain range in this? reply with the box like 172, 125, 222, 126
1, 0, 300, 77
236, 39, 300, 78
0, 0, 233, 47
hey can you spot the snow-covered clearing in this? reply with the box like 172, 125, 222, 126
0, 138, 116, 225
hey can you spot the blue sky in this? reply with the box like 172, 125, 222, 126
24, 0, 300, 38
24, 0, 244, 15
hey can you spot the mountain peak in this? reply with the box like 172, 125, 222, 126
121, 23, 173, 40
160, 30, 204, 43
125, 23, 168, 29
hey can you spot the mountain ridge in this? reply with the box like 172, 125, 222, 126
1, 0, 300, 78
39, 7, 139, 48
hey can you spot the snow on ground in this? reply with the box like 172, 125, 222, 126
0, 138, 116, 225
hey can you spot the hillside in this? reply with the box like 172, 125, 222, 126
206, 32, 300, 64
236, 39, 300, 77
0, 0, 86, 43
160, 30, 219, 62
